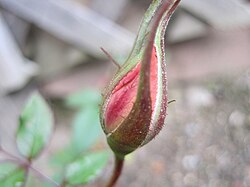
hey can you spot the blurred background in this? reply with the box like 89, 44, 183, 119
0, 0, 250, 186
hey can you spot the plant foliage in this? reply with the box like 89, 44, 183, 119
0, 91, 109, 187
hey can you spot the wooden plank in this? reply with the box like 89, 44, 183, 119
1, 10, 30, 49
180, 0, 250, 29
168, 11, 208, 43
0, 12, 37, 95
90, 0, 128, 20
169, 29, 250, 81
33, 29, 88, 79
0, 0, 134, 57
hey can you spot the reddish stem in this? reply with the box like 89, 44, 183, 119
105, 154, 124, 187
0, 147, 60, 187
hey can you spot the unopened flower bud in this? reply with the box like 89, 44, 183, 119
100, 0, 180, 156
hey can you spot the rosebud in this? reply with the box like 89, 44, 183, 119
100, 0, 180, 156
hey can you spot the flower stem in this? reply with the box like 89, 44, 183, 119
0, 147, 60, 187
105, 154, 124, 187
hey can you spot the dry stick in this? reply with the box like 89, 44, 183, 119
100, 47, 121, 69
105, 155, 124, 187
0, 147, 60, 187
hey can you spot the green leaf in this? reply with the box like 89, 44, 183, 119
65, 89, 101, 108
0, 162, 26, 187
64, 151, 109, 185
50, 108, 102, 166
72, 108, 102, 153
16, 93, 54, 159
25, 171, 62, 187
50, 146, 77, 166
